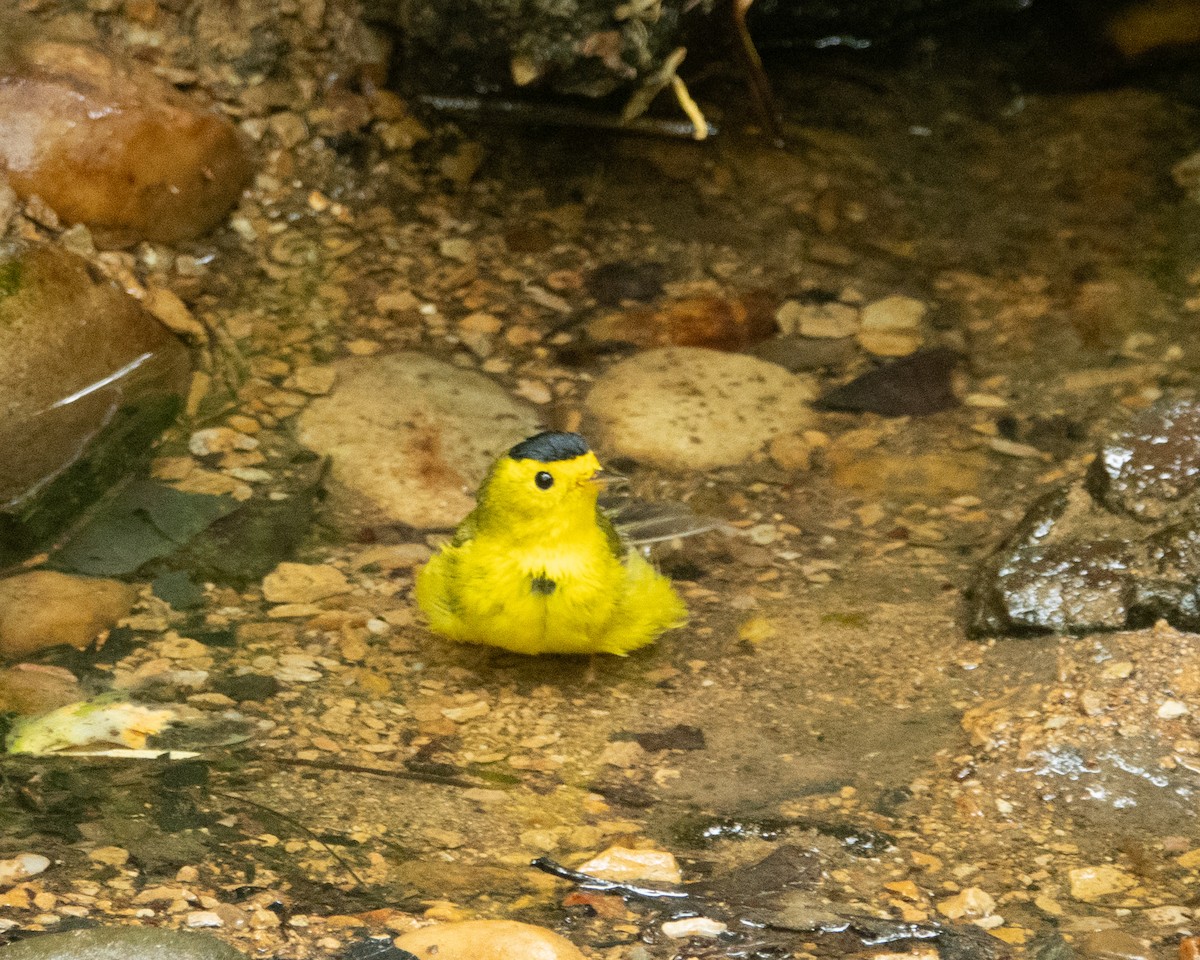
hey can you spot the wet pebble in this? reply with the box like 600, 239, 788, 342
815, 348, 961, 417
262, 562, 351, 604
394, 919, 585, 960
586, 347, 816, 470
776, 299, 859, 338
577, 845, 682, 883
857, 294, 927, 356
0, 571, 137, 660
937, 887, 995, 920
662, 917, 728, 938
0, 852, 50, 887
1079, 929, 1150, 960
0, 664, 81, 715
1069, 865, 1137, 902
296, 353, 539, 528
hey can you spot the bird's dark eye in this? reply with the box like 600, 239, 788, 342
535, 471, 554, 490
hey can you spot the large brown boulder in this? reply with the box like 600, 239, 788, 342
0, 245, 191, 559
0, 42, 254, 244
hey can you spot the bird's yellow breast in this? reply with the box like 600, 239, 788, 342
414, 434, 686, 656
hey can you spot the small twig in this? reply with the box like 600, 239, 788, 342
269, 754, 505, 790
418, 94, 717, 140
209, 788, 367, 889
670, 74, 709, 141
531, 856, 691, 900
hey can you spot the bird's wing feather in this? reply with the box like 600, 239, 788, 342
450, 510, 479, 546
602, 498, 722, 548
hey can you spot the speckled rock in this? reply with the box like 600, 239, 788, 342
0, 41, 254, 243
1087, 399, 1200, 520
585, 347, 816, 471
0, 571, 137, 660
0, 927, 247, 960
296, 353, 540, 529
394, 920, 585, 960
970, 398, 1200, 635
0, 245, 191, 561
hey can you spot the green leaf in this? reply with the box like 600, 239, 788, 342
50, 479, 237, 577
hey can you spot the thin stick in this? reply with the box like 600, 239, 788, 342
209, 788, 367, 888
531, 856, 690, 900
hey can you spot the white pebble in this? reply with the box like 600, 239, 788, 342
0, 853, 50, 886
662, 917, 728, 939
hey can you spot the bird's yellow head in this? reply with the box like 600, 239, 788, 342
475, 432, 608, 535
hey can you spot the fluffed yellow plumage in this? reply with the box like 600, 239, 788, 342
415, 432, 686, 655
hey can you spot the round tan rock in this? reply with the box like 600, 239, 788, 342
0, 570, 136, 660
296, 353, 540, 529
585, 347, 816, 471
262, 562, 350, 605
0, 41, 254, 243
394, 920, 585, 960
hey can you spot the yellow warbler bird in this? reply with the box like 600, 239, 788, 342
416, 432, 686, 655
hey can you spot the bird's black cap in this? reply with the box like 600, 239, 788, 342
508, 431, 590, 463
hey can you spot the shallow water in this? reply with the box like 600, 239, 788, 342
5, 15, 1200, 960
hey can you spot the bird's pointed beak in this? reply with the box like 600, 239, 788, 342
588, 467, 627, 488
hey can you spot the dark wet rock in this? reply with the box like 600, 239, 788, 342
0, 41, 254, 244
703, 845, 822, 903
211, 673, 281, 703
1029, 932, 1076, 960
0, 245, 191, 564
49, 480, 237, 579
165, 456, 324, 586
151, 570, 206, 610
970, 398, 1200, 636
629, 724, 706, 752
337, 941, 420, 960
996, 413, 1087, 459
0, 927, 247, 960
814, 348, 961, 417
373, 0, 706, 102
585, 261, 666, 306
